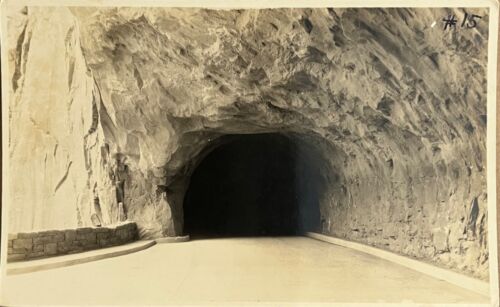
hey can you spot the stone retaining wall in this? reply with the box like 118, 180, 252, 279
7, 222, 137, 262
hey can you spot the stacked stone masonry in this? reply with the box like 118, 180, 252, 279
7, 222, 137, 262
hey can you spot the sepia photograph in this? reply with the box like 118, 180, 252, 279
0, 0, 499, 305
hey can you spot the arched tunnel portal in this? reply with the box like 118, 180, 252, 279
182, 133, 329, 238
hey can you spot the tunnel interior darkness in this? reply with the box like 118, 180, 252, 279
183, 133, 326, 238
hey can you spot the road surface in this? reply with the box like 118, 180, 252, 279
1, 237, 489, 305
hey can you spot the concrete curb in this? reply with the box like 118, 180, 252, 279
305, 232, 490, 298
7, 240, 157, 275
155, 235, 190, 243
7, 234, 191, 275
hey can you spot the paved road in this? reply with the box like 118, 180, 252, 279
1, 237, 489, 305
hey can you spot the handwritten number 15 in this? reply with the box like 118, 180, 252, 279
461, 13, 482, 28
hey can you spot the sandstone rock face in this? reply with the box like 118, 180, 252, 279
6, 7, 489, 279
7, 7, 99, 232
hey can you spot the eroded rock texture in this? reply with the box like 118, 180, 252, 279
7, 7, 488, 279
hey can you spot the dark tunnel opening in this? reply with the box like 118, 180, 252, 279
182, 133, 325, 238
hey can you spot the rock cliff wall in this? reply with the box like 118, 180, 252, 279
7, 7, 96, 232
6, 7, 489, 279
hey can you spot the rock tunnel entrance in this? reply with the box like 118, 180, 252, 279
182, 133, 325, 238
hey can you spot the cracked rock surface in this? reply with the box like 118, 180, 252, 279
6, 7, 488, 279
